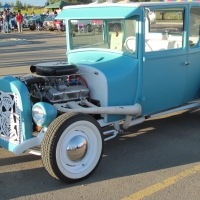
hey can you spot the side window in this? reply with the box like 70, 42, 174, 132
145, 8, 184, 52
109, 19, 137, 53
123, 19, 137, 53
189, 8, 200, 47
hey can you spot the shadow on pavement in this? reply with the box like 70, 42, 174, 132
1, 109, 200, 199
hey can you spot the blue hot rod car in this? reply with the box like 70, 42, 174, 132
1, 2, 200, 183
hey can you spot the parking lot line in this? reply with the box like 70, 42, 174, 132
121, 164, 200, 200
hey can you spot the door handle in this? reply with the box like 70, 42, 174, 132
184, 61, 191, 66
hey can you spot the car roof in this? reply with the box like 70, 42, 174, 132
63, 1, 200, 9
44, 15, 57, 21
57, 2, 197, 20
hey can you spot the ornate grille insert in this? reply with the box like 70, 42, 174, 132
0, 91, 22, 144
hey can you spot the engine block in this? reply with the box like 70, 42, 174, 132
45, 85, 89, 103
20, 74, 89, 104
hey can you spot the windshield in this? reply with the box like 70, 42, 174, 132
45, 15, 56, 21
69, 18, 137, 54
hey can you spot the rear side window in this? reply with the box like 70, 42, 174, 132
145, 8, 184, 52
189, 7, 200, 47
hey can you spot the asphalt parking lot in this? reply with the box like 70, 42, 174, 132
0, 30, 200, 200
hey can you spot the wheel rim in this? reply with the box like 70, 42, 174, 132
56, 120, 102, 179
66, 134, 87, 162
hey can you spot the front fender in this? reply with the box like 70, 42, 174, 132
0, 76, 32, 152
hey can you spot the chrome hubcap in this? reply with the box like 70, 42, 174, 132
67, 135, 87, 161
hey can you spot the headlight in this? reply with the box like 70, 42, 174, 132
32, 102, 57, 127
32, 105, 45, 125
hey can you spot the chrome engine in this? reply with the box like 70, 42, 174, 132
20, 74, 89, 104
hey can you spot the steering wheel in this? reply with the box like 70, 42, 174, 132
145, 40, 153, 52
124, 36, 153, 53
124, 36, 136, 53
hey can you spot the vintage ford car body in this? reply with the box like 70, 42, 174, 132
1, 2, 200, 183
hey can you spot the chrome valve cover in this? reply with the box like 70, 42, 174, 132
45, 85, 89, 103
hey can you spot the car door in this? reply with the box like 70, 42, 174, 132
182, 6, 200, 103
140, 6, 187, 115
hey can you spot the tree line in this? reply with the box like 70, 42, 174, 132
0, 0, 92, 7
46, 0, 92, 5
0, 0, 155, 10
46, 0, 152, 3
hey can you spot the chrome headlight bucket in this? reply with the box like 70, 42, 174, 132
32, 102, 57, 127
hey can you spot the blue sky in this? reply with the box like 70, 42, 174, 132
2, 0, 46, 6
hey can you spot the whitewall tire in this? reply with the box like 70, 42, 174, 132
41, 112, 103, 183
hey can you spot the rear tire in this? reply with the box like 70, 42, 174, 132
41, 112, 103, 183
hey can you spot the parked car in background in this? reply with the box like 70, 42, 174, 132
91, 20, 102, 33
29, 14, 47, 30
23, 15, 32, 28
43, 14, 57, 31
71, 19, 92, 33
53, 19, 65, 31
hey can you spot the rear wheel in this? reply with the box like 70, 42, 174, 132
41, 112, 103, 183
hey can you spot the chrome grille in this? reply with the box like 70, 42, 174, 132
0, 91, 22, 144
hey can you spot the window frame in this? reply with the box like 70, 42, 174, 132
144, 6, 187, 54
189, 6, 200, 48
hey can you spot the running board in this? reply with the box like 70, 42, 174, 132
150, 101, 200, 118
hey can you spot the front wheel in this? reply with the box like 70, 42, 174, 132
41, 112, 103, 183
